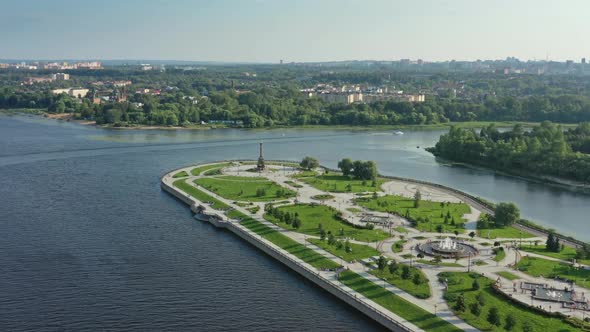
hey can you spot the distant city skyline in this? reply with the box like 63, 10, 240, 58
2, 0, 589, 63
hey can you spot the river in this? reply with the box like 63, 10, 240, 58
1, 114, 588, 331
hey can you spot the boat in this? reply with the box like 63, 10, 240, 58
393, 130, 404, 135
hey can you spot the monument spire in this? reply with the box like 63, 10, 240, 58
257, 141, 265, 171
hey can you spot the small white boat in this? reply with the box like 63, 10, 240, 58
393, 130, 404, 135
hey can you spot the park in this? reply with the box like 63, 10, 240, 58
162, 150, 590, 332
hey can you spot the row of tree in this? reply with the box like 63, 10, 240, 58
337, 158, 378, 180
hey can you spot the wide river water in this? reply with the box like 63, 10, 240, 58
1, 114, 588, 331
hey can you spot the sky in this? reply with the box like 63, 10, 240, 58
1, 0, 589, 63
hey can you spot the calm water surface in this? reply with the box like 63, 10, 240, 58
1, 114, 588, 331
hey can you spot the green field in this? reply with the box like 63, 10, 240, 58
234, 212, 340, 270
496, 271, 520, 280
311, 194, 335, 200
370, 263, 431, 299
357, 195, 470, 233
441, 271, 585, 332
190, 163, 230, 176
290, 170, 317, 178
519, 245, 590, 265
416, 259, 463, 267
195, 176, 296, 202
172, 179, 230, 210
347, 207, 362, 213
299, 174, 385, 193
477, 226, 535, 239
265, 204, 390, 242
308, 238, 379, 262
338, 271, 461, 332
173, 170, 188, 178
493, 248, 506, 262
516, 256, 590, 288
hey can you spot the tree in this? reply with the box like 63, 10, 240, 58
469, 302, 481, 316
487, 307, 501, 327
522, 320, 534, 332
412, 273, 423, 285
546, 232, 561, 252
454, 294, 466, 312
436, 224, 444, 233
256, 187, 266, 197
345, 240, 352, 253
494, 202, 520, 227
300, 156, 319, 170
388, 260, 398, 274
401, 266, 411, 279
377, 256, 388, 270
292, 216, 301, 229
505, 313, 517, 331
476, 292, 486, 306
320, 228, 327, 240
469, 231, 476, 239
472, 278, 480, 290
337, 158, 354, 176
414, 190, 422, 208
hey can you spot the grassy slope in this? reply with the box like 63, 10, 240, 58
370, 265, 431, 299
516, 256, 590, 288
190, 163, 230, 176
265, 204, 390, 242
338, 271, 461, 332
172, 179, 230, 210
477, 226, 535, 239
357, 195, 470, 233
519, 245, 590, 265
308, 238, 378, 262
442, 271, 583, 332
233, 212, 340, 270
173, 170, 188, 178
195, 176, 295, 202
300, 174, 385, 193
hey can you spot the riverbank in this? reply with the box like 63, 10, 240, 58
0, 109, 579, 131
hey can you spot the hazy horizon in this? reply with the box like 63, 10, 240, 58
2, 0, 589, 63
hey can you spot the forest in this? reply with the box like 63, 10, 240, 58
427, 122, 590, 183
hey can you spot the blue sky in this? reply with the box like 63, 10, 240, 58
1, 0, 589, 62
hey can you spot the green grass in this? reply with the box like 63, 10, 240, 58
417, 259, 463, 267
172, 179, 231, 210
477, 226, 535, 239
203, 168, 222, 176
347, 207, 362, 213
492, 248, 506, 262
394, 226, 409, 233
311, 194, 335, 200
517, 256, 590, 288
338, 271, 461, 332
370, 264, 431, 299
247, 206, 261, 214
356, 195, 470, 233
401, 254, 415, 259
190, 163, 230, 176
392, 240, 407, 253
496, 271, 520, 280
519, 245, 590, 265
284, 180, 303, 188
173, 170, 188, 178
195, 176, 296, 202
308, 238, 379, 262
236, 212, 340, 270
300, 174, 385, 193
441, 271, 585, 332
265, 204, 390, 242
291, 170, 317, 178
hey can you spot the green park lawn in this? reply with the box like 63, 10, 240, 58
265, 204, 390, 242
299, 174, 385, 193
190, 163, 230, 176
311, 194, 335, 200
492, 248, 506, 262
232, 211, 340, 270
417, 259, 463, 267
172, 170, 188, 178
284, 180, 303, 188
370, 264, 431, 299
347, 207, 362, 213
290, 170, 317, 178
516, 256, 590, 289
308, 238, 379, 262
195, 176, 296, 202
338, 271, 461, 332
392, 240, 407, 253
519, 245, 590, 265
172, 179, 230, 210
477, 226, 535, 239
356, 195, 470, 233
496, 271, 520, 281
441, 271, 586, 332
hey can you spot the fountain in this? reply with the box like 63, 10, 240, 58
417, 237, 479, 259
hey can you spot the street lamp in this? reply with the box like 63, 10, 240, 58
434, 304, 438, 315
